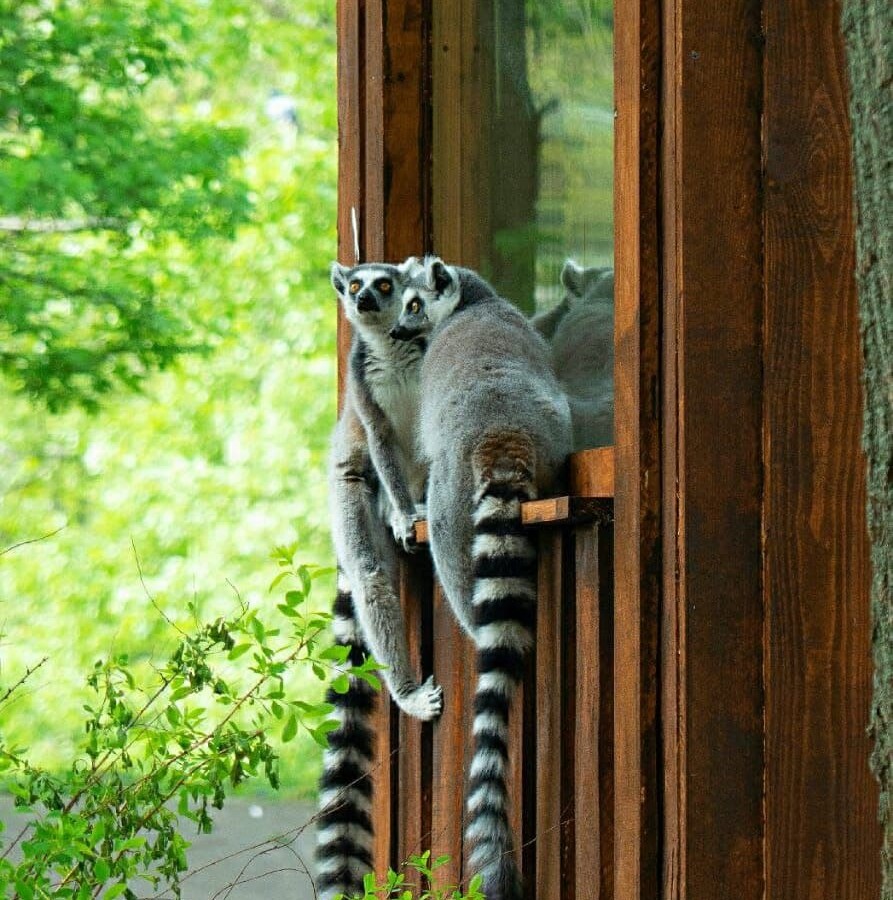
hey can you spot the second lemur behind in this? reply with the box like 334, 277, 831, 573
393, 257, 572, 900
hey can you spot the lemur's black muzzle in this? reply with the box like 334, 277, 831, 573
389, 323, 417, 341
355, 290, 378, 312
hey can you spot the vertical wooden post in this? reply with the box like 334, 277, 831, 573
763, 0, 881, 894
658, 2, 766, 899
613, 1, 662, 898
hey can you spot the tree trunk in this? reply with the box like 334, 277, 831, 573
841, 2, 893, 896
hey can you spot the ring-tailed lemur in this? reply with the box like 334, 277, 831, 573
317, 259, 444, 900
393, 257, 572, 900
531, 260, 614, 450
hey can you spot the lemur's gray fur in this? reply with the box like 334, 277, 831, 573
394, 257, 572, 900
317, 259, 443, 900
531, 260, 614, 449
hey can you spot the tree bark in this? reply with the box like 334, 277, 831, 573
841, 2, 893, 896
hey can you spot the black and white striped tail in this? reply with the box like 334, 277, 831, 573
316, 570, 377, 899
465, 448, 537, 900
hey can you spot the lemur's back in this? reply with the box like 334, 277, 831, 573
419, 296, 571, 486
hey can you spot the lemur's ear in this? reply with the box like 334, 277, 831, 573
398, 255, 422, 276
330, 262, 349, 296
561, 260, 584, 298
426, 257, 456, 294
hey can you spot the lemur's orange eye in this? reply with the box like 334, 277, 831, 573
408, 299, 421, 315
379, 280, 392, 293
349, 281, 361, 294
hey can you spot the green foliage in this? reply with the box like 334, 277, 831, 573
343, 852, 484, 900
0, 549, 367, 899
0, 0, 338, 795
0, 0, 253, 410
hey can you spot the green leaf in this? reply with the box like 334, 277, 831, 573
319, 645, 350, 663
331, 673, 350, 694
94, 858, 110, 882
281, 713, 298, 744
227, 643, 252, 660
268, 571, 291, 592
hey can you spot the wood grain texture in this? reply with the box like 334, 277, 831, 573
612, 0, 662, 897
364, 0, 431, 262
535, 530, 564, 898
569, 448, 615, 498
397, 556, 434, 868
335, 0, 364, 407
432, 0, 491, 267
763, 0, 882, 895
430, 579, 473, 888
414, 496, 613, 544
575, 524, 615, 900
660, 2, 765, 899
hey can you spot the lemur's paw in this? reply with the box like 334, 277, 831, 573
389, 509, 419, 554
398, 676, 444, 721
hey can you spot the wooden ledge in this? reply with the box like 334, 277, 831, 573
412, 446, 615, 545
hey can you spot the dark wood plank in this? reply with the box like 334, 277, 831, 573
370, 696, 396, 879
612, 0, 662, 897
335, 0, 364, 407
575, 524, 614, 900
397, 556, 434, 869
659, 2, 765, 899
432, 0, 491, 268
535, 530, 564, 898
763, 0, 882, 895
415, 497, 612, 544
364, 0, 431, 262
430, 579, 473, 889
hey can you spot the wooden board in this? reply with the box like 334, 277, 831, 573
575, 524, 614, 900
762, 0, 882, 894
413, 496, 612, 545
535, 530, 564, 898
569, 447, 615, 499
659, 1, 766, 898
612, 1, 662, 898
397, 556, 434, 869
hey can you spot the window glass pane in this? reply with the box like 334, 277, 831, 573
433, 0, 614, 448
433, 1, 613, 311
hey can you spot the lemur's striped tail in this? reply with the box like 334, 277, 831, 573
316, 570, 377, 900
465, 433, 538, 900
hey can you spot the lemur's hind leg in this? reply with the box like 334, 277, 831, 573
332, 472, 443, 722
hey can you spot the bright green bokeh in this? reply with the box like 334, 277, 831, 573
0, 0, 338, 797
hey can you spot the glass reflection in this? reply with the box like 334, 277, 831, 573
433, 0, 614, 449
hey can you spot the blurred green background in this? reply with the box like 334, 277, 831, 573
0, 0, 338, 796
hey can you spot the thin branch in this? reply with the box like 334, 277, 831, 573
132, 539, 187, 637
0, 657, 49, 706
0, 526, 66, 558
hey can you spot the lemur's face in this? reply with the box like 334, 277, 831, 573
330, 258, 422, 329
390, 256, 461, 341
390, 281, 434, 341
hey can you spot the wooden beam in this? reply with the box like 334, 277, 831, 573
613, 0, 662, 896
763, 0, 881, 893
412, 496, 612, 545
659, 1, 765, 898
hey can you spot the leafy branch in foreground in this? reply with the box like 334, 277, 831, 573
343, 852, 485, 900
0, 544, 378, 899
